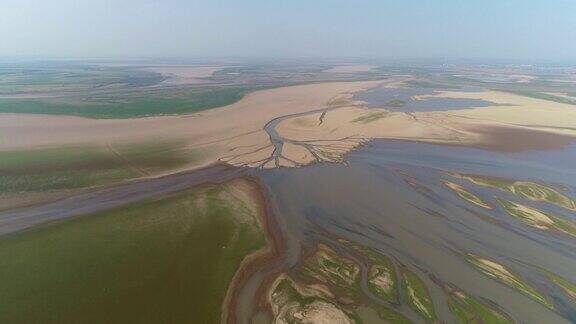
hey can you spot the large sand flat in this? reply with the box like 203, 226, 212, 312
272, 89, 576, 165
425, 90, 576, 132
2, 82, 575, 172
0, 81, 379, 171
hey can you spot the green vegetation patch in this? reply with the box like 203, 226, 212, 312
342, 242, 399, 304
0, 87, 250, 118
355, 305, 411, 324
401, 269, 437, 322
541, 270, 576, 302
0, 181, 266, 323
0, 141, 193, 195
301, 244, 360, 293
352, 111, 389, 124
498, 199, 576, 237
0, 66, 164, 95
447, 287, 512, 324
502, 90, 576, 105
465, 254, 553, 309
453, 173, 576, 211
0, 146, 135, 194
385, 99, 405, 108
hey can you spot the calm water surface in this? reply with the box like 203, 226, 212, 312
253, 141, 576, 323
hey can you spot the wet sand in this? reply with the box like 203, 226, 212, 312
464, 125, 576, 152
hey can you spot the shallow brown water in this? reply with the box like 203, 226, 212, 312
254, 140, 576, 323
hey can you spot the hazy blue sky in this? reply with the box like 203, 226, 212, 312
1, 0, 575, 61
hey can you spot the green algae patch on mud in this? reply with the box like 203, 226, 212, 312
453, 173, 576, 211
268, 275, 358, 324
497, 199, 576, 238
300, 244, 361, 294
465, 254, 553, 309
446, 286, 513, 324
0, 179, 267, 323
445, 181, 492, 209
401, 269, 437, 322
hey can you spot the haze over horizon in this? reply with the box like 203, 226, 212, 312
1, 0, 576, 63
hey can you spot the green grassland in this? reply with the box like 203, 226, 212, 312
0, 141, 194, 195
0, 87, 250, 118
0, 65, 164, 95
0, 181, 266, 323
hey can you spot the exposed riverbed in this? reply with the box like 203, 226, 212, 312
1, 140, 575, 323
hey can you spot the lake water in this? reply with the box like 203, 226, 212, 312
353, 86, 505, 112
255, 140, 576, 323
